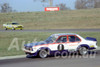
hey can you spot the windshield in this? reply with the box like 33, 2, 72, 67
12, 23, 19, 25
45, 36, 57, 44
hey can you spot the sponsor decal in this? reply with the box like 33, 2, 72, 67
45, 7, 59, 11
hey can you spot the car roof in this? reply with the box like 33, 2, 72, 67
7, 22, 18, 24
12, 22, 18, 23
51, 33, 78, 37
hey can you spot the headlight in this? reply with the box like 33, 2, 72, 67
29, 48, 33, 51
33, 47, 36, 50
25, 47, 33, 51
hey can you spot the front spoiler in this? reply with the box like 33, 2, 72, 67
23, 49, 36, 53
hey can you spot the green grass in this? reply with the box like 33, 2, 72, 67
0, 8, 100, 29
0, 32, 100, 57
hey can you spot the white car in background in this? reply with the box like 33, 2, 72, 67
23, 33, 98, 58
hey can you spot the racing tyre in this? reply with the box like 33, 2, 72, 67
39, 49, 48, 58
12, 28, 15, 30
20, 28, 23, 30
5, 27, 7, 30
78, 47, 88, 55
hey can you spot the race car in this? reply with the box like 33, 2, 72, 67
23, 33, 98, 58
3, 22, 23, 30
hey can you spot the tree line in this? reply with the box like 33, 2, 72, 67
0, 3, 16, 13
34, 0, 100, 10
75, 0, 100, 9
0, 0, 100, 13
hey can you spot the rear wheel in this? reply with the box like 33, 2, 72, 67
78, 47, 88, 55
39, 49, 48, 58
20, 28, 23, 30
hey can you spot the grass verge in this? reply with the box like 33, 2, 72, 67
0, 8, 100, 29
0, 32, 100, 57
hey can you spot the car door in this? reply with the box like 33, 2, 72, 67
66, 35, 81, 51
7, 23, 12, 28
48, 35, 67, 51
55, 36, 67, 51
6, 23, 10, 28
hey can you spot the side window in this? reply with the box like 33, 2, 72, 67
56, 36, 67, 43
69, 36, 75, 42
68, 35, 81, 42
76, 36, 81, 41
7, 23, 9, 25
8, 23, 11, 25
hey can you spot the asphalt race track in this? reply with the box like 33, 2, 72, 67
0, 29, 100, 32
0, 50, 100, 67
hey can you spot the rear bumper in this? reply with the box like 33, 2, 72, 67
89, 45, 98, 50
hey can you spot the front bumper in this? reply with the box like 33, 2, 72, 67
23, 49, 38, 56
23, 49, 36, 53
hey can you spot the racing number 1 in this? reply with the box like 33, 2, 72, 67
57, 44, 64, 51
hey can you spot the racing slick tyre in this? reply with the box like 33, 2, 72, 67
20, 28, 23, 30
78, 47, 88, 55
12, 28, 15, 30
5, 27, 7, 30
39, 49, 48, 58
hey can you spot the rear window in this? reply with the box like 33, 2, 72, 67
68, 35, 81, 42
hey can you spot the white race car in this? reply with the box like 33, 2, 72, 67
23, 33, 98, 58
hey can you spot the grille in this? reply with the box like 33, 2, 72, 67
25, 47, 30, 50
25, 47, 32, 51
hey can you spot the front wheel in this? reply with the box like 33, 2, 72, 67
5, 27, 7, 30
78, 47, 88, 55
12, 28, 15, 30
39, 49, 48, 58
